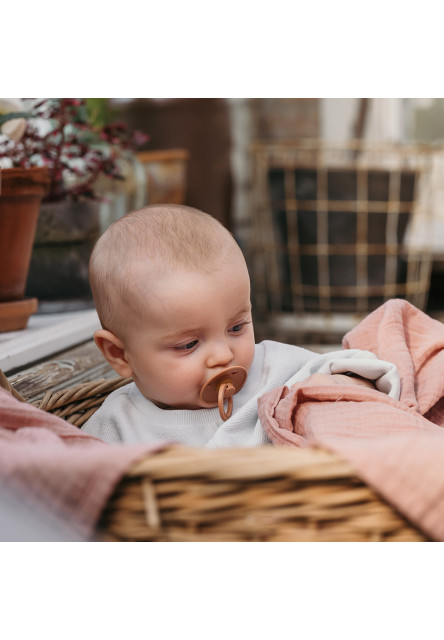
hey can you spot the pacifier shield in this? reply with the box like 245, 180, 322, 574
199, 366, 247, 404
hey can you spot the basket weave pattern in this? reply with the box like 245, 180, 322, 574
99, 446, 427, 542
35, 377, 132, 426
0, 370, 427, 541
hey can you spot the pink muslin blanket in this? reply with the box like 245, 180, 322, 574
258, 299, 444, 540
0, 388, 162, 540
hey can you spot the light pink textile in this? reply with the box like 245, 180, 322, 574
258, 299, 444, 540
0, 388, 163, 539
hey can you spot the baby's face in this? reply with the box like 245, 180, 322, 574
122, 259, 255, 410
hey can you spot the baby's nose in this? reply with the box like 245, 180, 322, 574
206, 341, 234, 368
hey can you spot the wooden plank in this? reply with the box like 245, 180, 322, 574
7, 340, 118, 403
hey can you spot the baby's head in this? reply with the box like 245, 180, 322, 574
89, 204, 255, 409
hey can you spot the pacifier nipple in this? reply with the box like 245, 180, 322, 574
199, 366, 247, 421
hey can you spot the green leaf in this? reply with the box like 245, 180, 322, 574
0, 112, 36, 127
86, 99, 111, 128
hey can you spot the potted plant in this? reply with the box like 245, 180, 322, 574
0, 100, 50, 330
0, 165, 50, 331
0, 98, 148, 307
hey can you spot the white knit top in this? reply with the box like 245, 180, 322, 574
81, 340, 400, 448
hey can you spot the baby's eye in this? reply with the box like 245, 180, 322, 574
174, 340, 198, 351
229, 323, 246, 334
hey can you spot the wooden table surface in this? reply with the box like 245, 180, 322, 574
7, 339, 117, 403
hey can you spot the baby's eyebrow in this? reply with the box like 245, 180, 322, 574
230, 304, 252, 319
161, 305, 252, 341
161, 328, 199, 342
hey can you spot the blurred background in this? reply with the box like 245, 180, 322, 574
115, 98, 444, 344
2, 97, 444, 347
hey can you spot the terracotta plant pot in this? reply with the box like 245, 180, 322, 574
0, 167, 49, 330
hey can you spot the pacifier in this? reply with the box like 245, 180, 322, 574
199, 365, 247, 421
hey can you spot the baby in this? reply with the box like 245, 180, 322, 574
82, 204, 400, 447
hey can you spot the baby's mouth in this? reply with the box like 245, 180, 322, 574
199, 366, 247, 421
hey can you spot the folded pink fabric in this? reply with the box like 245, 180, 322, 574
0, 388, 162, 540
258, 299, 444, 540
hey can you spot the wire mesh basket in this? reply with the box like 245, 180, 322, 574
249, 139, 435, 343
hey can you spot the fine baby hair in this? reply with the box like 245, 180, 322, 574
89, 204, 242, 337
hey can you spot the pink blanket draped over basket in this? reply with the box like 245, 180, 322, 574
258, 299, 444, 541
0, 390, 161, 540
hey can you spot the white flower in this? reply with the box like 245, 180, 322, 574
0, 98, 27, 142
0, 157, 13, 169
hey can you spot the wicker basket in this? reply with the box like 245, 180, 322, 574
0, 369, 428, 541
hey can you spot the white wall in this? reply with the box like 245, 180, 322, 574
321, 98, 405, 142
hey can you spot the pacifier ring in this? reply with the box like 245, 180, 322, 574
218, 382, 235, 421
200, 366, 247, 421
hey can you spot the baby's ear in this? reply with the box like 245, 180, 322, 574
94, 329, 134, 378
